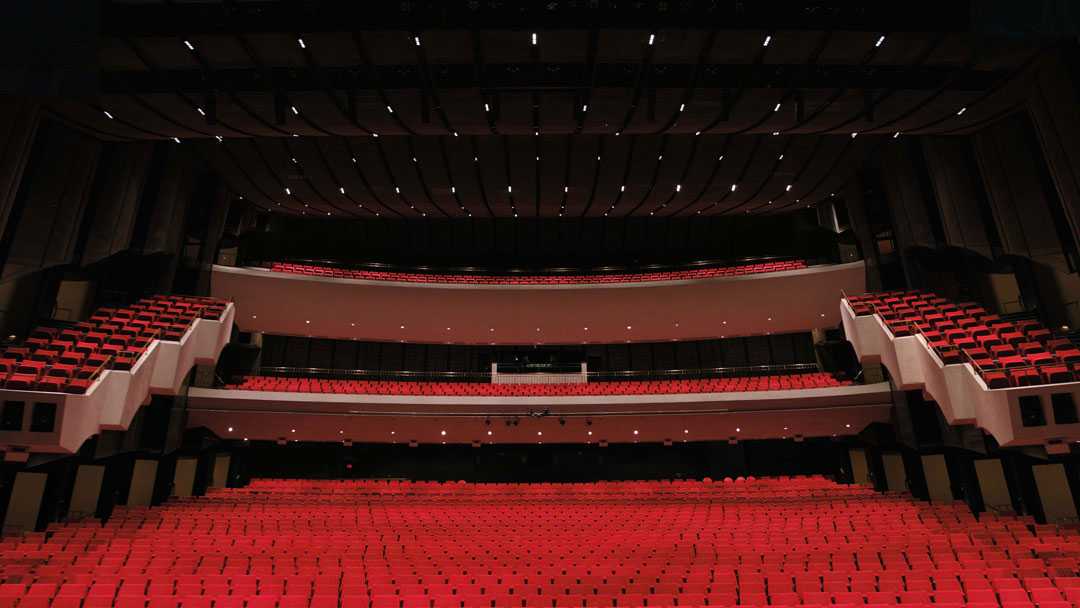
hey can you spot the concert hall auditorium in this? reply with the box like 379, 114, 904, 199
1, 2, 1080, 607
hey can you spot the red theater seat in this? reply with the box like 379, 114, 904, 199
266, 259, 809, 285
846, 290, 1080, 389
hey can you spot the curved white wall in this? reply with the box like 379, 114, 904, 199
186, 381, 893, 444
212, 262, 866, 344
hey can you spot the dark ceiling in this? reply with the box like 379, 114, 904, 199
45, 1, 1047, 218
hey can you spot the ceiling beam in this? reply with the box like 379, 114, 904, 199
99, 64, 1004, 95
101, 1, 972, 36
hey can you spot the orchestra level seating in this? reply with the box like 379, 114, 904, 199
267, 260, 808, 285
223, 373, 849, 396
1, 477, 1077, 608
0, 295, 229, 395
845, 291, 1080, 389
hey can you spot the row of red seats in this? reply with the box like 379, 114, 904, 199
846, 291, 1080, 388
267, 260, 807, 286
0, 295, 229, 395
223, 373, 849, 396
0, 478, 1075, 608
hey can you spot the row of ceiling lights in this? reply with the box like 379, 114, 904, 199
225, 423, 856, 442
110, 32, 980, 216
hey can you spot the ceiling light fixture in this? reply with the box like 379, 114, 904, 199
731, 183, 738, 192
291, 106, 299, 115
774, 102, 781, 112
103, 110, 114, 120
339, 187, 345, 194
285, 187, 291, 195
196, 107, 205, 116
679, 103, 686, 112
183, 40, 195, 51
763, 35, 772, 47
413, 36, 421, 47
531, 32, 538, 45
957, 107, 967, 116
786, 184, 793, 192
648, 33, 656, 46
386, 105, 394, 113
876, 35, 886, 47
215, 135, 223, 142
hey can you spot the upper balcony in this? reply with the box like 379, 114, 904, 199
212, 259, 865, 344
841, 290, 1080, 448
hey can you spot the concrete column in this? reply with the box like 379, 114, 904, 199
849, 448, 871, 486
974, 458, 1012, 513
127, 459, 158, 507
882, 453, 907, 492
1033, 463, 1079, 523
68, 465, 105, 520
921, 454, 953, 503
2, 472, 46, 535
172, 458, 197, 497
211, 453, 231, 489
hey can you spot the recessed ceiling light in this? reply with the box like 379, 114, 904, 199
675, 184, 681, 192
957, 107, 967, 116
487, 430, 492, 435
291, 429, 296, 433
786, 184, 793, 192
441, 430, 446, 436
291, 105, 299, 115
227, 427, 233, 432
731, 184, 738, 192
196, 107, 206, 116
413, 36, 421, 47
763, 35, 771, 47
851, 132, 858, 138
386, 105, 394, 113
183, 40, 195, 51
633, 430, 639, 435
648, 33, 656, 45
305, 320, 310, 324
215, 135, 223, 142
297, 38, 306, 49
876, 35, 886, 47
531, 32, 537, 45
893, 131, 902, 138
774, 103, 781, 112
172, 137, 181, 144
339, 186, 345, 194
735, 427, 741, 432
103, 110, 114, 120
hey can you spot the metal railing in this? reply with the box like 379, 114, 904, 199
230, 362, 826, 386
